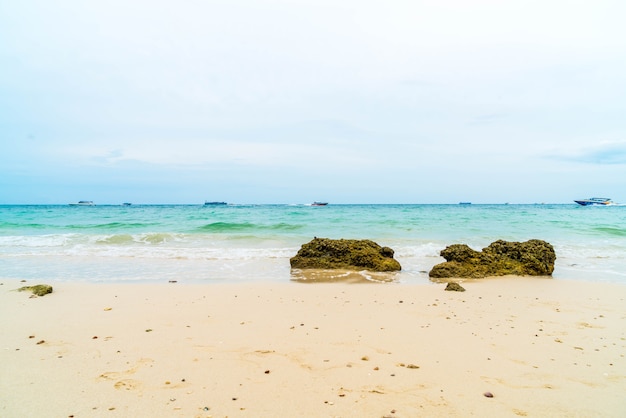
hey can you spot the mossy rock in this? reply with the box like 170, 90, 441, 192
18, 284, 53, 297
290, 238, 401, 272
445, 282, 466, 292
429, 239, 556, 279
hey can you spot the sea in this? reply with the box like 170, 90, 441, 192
1, 203, 625, 285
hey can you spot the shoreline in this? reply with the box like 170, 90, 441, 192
1, 277, 625, 417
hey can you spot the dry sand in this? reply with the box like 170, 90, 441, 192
1, 277, 625, 417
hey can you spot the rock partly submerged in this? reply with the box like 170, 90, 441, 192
18, 284, 54, 297
429, 239, 556, 279
290, 237, 401, 272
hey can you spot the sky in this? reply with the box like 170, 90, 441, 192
1, 0, 625, 204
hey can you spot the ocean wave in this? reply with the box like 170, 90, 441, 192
93, 233, 183, 245
592, 226, 626, 237
137, 233, 183, 244
85, 246, 298, 261
0, 234, 77, 247
95, 234, 135, 245
0, 221, 48, 230
197, 222, 303, 232
66, 222, 157, 230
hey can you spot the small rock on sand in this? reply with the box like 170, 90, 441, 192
18, 284, 53, 297
445, 282, 466, 292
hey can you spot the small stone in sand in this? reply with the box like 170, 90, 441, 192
483, 391, 494, 398
445, 282, 466, 292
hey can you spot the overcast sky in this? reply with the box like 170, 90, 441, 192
1, 0, 625, 204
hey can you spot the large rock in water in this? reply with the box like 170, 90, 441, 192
290, 238, 401, 272
429, 239, 556, 279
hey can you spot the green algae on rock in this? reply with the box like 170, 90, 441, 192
290, 237, 401, 272
18, 284, 53, 297
429, 239, 556, 279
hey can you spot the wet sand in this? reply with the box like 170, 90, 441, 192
1, 277, 625, 417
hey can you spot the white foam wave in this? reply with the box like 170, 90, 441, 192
2, 234, 626, 284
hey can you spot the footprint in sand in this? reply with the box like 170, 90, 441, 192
114, 379, 142, 391
98, 358, 153, 390
577, 322, 602, 329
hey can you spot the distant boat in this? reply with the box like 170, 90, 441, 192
574, 197, 614, 206
69, 201, 95, 206
311, 202, 328, 206
459, 202, 472, 205
122, 202, 132, 206
204, 201, 227, 206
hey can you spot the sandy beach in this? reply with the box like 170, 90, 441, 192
1, 277, 625, 417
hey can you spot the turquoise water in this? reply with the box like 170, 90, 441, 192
1, 204, 625, 284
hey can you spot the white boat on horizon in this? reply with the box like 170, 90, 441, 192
574, 197, 614, 206
69, 201, 95, 206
